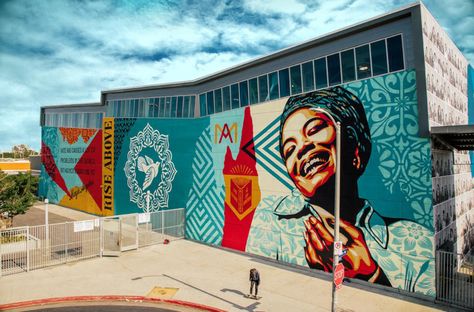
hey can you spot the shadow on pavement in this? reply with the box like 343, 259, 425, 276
163, 274, 261, 311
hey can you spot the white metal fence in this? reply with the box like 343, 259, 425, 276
436, 250, 474, 309
0, 209, 184, 277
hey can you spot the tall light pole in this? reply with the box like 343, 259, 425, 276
44, 198, 49, 248
310, 108, 341, 312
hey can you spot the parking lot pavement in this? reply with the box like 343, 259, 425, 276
11, 202, 97, 227
0, 239, 453, 312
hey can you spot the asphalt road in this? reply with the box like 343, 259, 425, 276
12, 301, 213, 312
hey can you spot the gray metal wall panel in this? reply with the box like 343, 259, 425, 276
104, 86, 201, 101
412, 5, 429, 137
43, 106, 106, 114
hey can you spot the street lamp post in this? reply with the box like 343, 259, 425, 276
44, 198, 49, 248
310, 108, 341, 312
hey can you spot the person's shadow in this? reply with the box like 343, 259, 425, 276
221, 288, 261, 311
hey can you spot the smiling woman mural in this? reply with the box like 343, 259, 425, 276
246, 86, 435, 295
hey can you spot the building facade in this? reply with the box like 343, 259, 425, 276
39, 3, 474, 298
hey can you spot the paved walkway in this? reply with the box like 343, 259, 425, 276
0, 239, 461, 312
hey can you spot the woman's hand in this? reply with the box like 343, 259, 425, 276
303, 215, 380, 281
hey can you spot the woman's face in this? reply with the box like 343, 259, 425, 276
281, 107, 336, 199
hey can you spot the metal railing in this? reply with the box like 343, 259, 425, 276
436, 250, 474, 309
0, 209, 184, 277
138, 209, 185, 248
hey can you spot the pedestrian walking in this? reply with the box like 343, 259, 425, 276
249, 268, 260, 299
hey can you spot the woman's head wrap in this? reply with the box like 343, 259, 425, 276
279, 86, 371, 176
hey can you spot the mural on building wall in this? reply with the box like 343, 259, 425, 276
101, 69, 436, 295
123, 123, 177, 212
181, 69, 436, 296
221, 108, 261, 251
39, 127, 105, 215
113, 118, 205, 215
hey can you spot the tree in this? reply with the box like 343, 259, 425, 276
11, 144, 38, 158
0, 171, 38, 227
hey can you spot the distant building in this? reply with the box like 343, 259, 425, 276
39, 2, 473, 300
0, 159, 30, 175
0, 156, 41, 176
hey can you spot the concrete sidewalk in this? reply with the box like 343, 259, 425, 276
0, 240, 460, 312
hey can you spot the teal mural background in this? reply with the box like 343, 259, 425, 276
113, 118, 207, 215
346, 70, 433, 230
39, 127, 61, 203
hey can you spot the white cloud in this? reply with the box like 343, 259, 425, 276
243, 0, 307, 15
0, 0, 473, 152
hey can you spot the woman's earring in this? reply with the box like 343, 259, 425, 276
353, 157, 359, 168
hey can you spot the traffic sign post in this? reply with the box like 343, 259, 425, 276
334, 241, 343, 255
334, 263, 344, 290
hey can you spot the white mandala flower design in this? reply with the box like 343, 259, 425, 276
124, 123, 177, 212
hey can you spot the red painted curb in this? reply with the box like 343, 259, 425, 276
0, 295, 226, 312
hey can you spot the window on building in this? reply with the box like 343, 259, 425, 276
249, 78, 258, 105
95, 113, 101, 128
239, 81, 249, 106
138, 99, 145, 117
72, 113, 78, 127
327, 53, 341, 86
171, 97, 177, 117
124, 100, 130, 117
223, 86, 231, 111
189, 96, 195, 117
147, 98, 153, 117
119, 100, 123, 117
231, 83, 239, 109
356, 45, 371, 79
163, 97, 170, 117
82, 114, 88, 128
214, 89, 223, 113
159, 98, 165, 117
156, 98, 161, 117
341, 49, 356, 83
128, 100, 133, 117
302, 61, 315, 92
206, 91, 214, 115
290, 65, 302, 95
63, 114, 70, 127
153, 98, 159, 117
199, 93, 206, 116
387, 35, 404, 72
279, 68, 290, 97
127, 100, 133, 117
109, 101, 114, 117
258, 74, 268, 102
371, 39, 388, 76
132, 99, 137, 117
177, 96, 183, 117
183, 96, 190, 117
268, 71, 279, 100
126, 100, 132, 117
315, 58, 328, 89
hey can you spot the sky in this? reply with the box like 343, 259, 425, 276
0, 0, 473, 152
